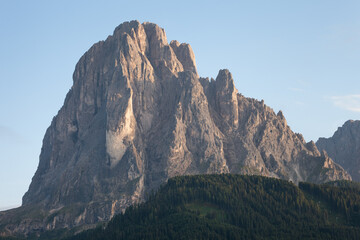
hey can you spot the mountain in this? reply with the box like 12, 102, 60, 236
0, 20, 350, 237
317, 120, 360, 181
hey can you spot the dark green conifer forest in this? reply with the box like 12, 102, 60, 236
67, 174, 360, 240
3, 174, 360, 239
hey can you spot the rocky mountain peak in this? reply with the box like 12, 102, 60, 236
214, 69, 239, 127
0, 21, 351, 237
170, 40, 197, 76
306, 141, 319, 154
317, 120, 360, 181
333, 120, 360, 138
215, 69, 236, 90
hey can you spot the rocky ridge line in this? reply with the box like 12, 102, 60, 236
317, 120, 360, 181
0, 20, 351, 237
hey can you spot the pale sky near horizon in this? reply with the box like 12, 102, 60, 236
1, 1, 360, 210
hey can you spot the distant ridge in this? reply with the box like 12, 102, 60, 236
317, 120, 360, 181
0, 205, 20, 212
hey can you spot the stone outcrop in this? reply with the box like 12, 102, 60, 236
317, 120, 360, 181
0, 20, 351, 237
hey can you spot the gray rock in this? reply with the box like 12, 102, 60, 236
0, 20, 351, 237
317, 120, 360, 181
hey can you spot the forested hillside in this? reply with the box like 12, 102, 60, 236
64, 174, 360, 240
3, 174, 360, 239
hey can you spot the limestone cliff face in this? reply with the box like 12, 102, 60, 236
200, 73, 349, 184
0, 21, 350, 236
317, 120, 360, 181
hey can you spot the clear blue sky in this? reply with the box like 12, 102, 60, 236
1, 0, 359, 210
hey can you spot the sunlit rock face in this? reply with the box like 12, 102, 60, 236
1, 21, 350, 236
317, 120, 360, 181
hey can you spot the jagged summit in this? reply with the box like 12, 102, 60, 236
317, 120, 360, 181
0, 21, 350, 236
